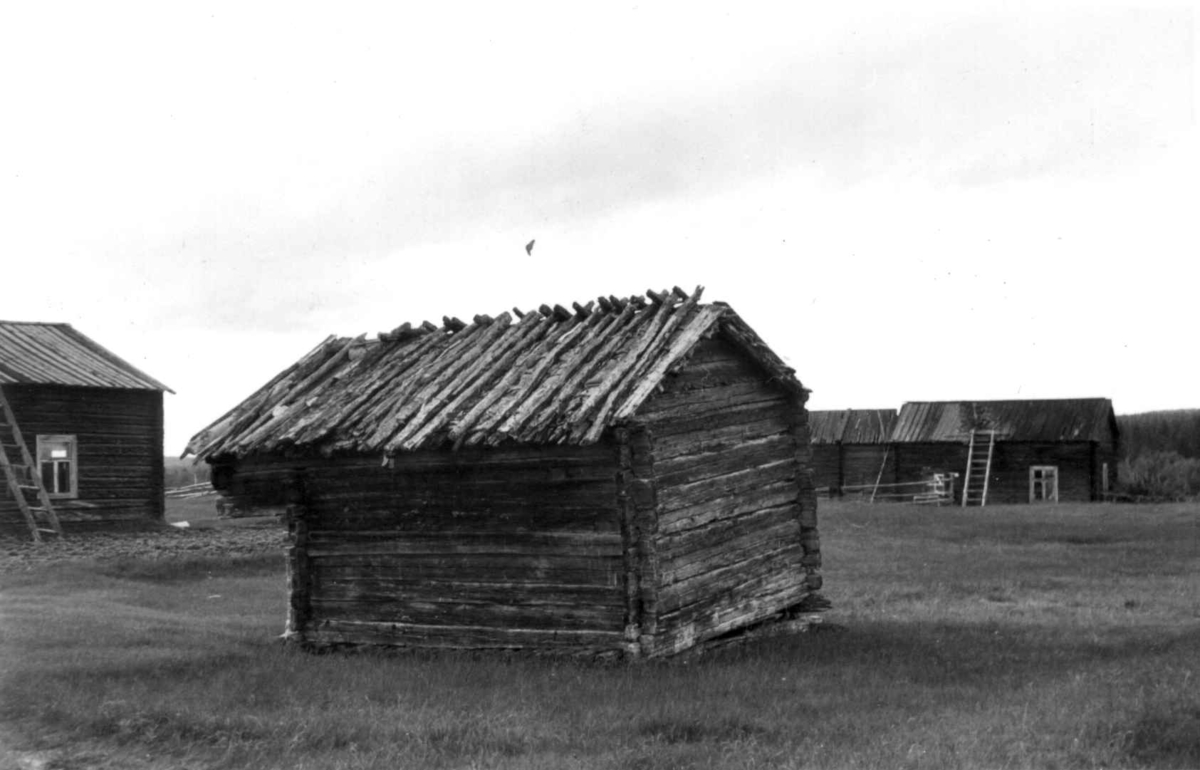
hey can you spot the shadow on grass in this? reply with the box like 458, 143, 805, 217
1090, 698, 1200, 769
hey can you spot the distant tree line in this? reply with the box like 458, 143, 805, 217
1117, 410, 1200, 459
1116, 409, 1200, 500
164, 457, 211, 489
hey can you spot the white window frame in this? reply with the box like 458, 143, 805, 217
36, 434, 78, 499
1029, 465, 1058, 504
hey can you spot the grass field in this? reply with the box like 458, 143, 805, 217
1, 501, 1197, 769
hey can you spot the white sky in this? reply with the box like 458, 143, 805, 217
1, 2, 1195, 454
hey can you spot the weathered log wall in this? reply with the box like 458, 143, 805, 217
632, 338, 815, 656
892, 441, 1114, 503
842, 445, 892, 489
810, 445, 841, 490
249, 445, 629, 654
0, 384, 163, 533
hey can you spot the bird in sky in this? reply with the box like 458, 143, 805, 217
525, 239, 535, 255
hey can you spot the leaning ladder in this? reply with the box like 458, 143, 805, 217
0, 386, 63, 541
961, 429, 996, 507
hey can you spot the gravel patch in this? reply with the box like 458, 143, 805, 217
0, 520, 288, 573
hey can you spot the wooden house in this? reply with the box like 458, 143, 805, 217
889, 399, 1119, 504
183, 287, 824, 657
0, 322, 172, 535
808, 409, 896, 494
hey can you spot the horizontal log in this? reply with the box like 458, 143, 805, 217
238, 444, 616, 473
657, 459, 795, 513
648, 580, 808, 656
650, 415, 794, 461
659, 480, 797, 535
307, 529, 621, 547
307, 505, 620, 533
305, 533, 622, 558
639, 392, 791, 433
658, 502, 798, 560
653, 434, 795, 488
641, 378, 783, 415
300, 619, 626, 652
658, 543, 803, 605
309, 596, 623, 631
659, 513, 800, 585
311, 555, 622, 585
313, 577, 623, 606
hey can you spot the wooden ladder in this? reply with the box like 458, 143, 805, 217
0, 386, 63, 542
961, 429, 996, 508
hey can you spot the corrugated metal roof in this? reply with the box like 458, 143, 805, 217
0, 322, 172, 392
891, 399, 1116, 443
808, 409, 897, 445
184, 287, 804, 460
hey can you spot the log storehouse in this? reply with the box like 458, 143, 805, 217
183, 287, 825, 657
808, 408, 897, 494
889, 399, 1120, 504
0, 322, 172, 537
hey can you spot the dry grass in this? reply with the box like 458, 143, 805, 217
1, 501, 1197, 769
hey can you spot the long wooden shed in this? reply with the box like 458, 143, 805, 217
183, 287, 824, 657
889, 399, 1120, 504
808, 409, 896, 494
0, 322, 172, 535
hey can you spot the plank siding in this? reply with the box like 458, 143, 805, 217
633, 338, 811, 656
810, 445, 842, 490
246, 444, 629, 653
893, 441, 1111, 503
842, 445, 892, 488
0, 384, 163, 533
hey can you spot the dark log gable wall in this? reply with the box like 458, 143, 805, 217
630, 338, 818, 656
0, 384, 164, 532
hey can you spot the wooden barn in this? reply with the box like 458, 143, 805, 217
808, 409, 896, 494
889, 399, 1120, 505
0, 322, 172, 538
183, 287, 825, 657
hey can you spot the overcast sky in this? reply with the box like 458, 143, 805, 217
1, 2, 1195, 454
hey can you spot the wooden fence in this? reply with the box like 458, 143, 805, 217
165, 482, 217, 500
820, 474, 956, 505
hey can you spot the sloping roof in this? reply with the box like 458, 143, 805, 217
184, 287, 804, 460
808, 409, 897, 445
0, 322, 172, 392
891, 399, 1117, 443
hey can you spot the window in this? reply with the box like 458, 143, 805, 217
1029, 465, 1058, 503
37, 435, 77, 498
